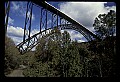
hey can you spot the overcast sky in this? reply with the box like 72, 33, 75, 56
6, 1, 116, 46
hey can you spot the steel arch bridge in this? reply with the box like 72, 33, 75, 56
5, 1, 101, 54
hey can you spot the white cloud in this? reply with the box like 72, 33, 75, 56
11, 2, 25, 17
7, 25, 41, 45
59, 2, 116, 42
11, 2, 20, 10
21, 10, 35, 21
77, 39, 85, 43
31, 29, 40, 36
7, 25, 41, 38
7, 25, 24, 37
8, 17, 14, 25
61, 29, 84, 41
105, 5, 116, 12
7, 35, 23, 45
32, 13, 35, 21
11, 1, 35, 21
59, 2, 116, 27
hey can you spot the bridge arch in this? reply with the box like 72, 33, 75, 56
16, 24, 99, 54
5, 1, 101, 54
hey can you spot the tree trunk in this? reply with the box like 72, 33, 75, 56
99, 55, 102, 77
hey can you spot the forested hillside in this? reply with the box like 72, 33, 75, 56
5, 31, 116, 77
5, 10, 116, 77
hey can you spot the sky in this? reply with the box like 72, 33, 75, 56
5, 1, 116, 46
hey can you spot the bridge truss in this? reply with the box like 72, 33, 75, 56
5, 1, 100, 54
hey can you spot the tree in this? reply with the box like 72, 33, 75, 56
23, 28, 89, 77
93, 10, 116, 39
88, 36, 116, 77
23, 28, 63, 77
91, 10, 116, 77
5, 36, 20, 75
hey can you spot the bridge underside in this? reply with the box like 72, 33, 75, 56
16, 24, 98, 54
5, 1, 100, 54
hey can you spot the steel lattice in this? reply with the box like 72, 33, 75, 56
5, 1, 101, 54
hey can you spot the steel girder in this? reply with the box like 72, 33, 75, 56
5, 1, 10, 34
17, 28, 52, 54
23, 1, 33, 43
40, 8, 48, 34
17, 24, 95, 54
32, 1, 100, 40
60, 24, 94, 41
16, 1, 101, 54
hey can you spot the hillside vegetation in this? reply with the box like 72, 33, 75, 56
5, 10, 116, 77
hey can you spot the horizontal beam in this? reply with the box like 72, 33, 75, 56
32, 1, 100, 40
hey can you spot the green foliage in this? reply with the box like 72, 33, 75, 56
17, 51, 35, 66
92, 10, 116, 77
88, 36, 116, 77
93, 10, 116, 39
23, 27, 116, 77
23, 28, 89, 77
5, 36, 20, 75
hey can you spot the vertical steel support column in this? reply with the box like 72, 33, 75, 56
60, 17, 62, 26
57, 11, 58, 28
52, 14, 57, 29
51, 13, 53, 29
5, 1, 10, 34
65, 20, 67, 26
27, 3, 33, 48
23, 1, 29, 42
45, 9, 47, 34
60, 17, 62, 30
60, 18, 64, 29
28, 3, 33, 39
40, 8, 43, 33
23, 1, 33, 44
